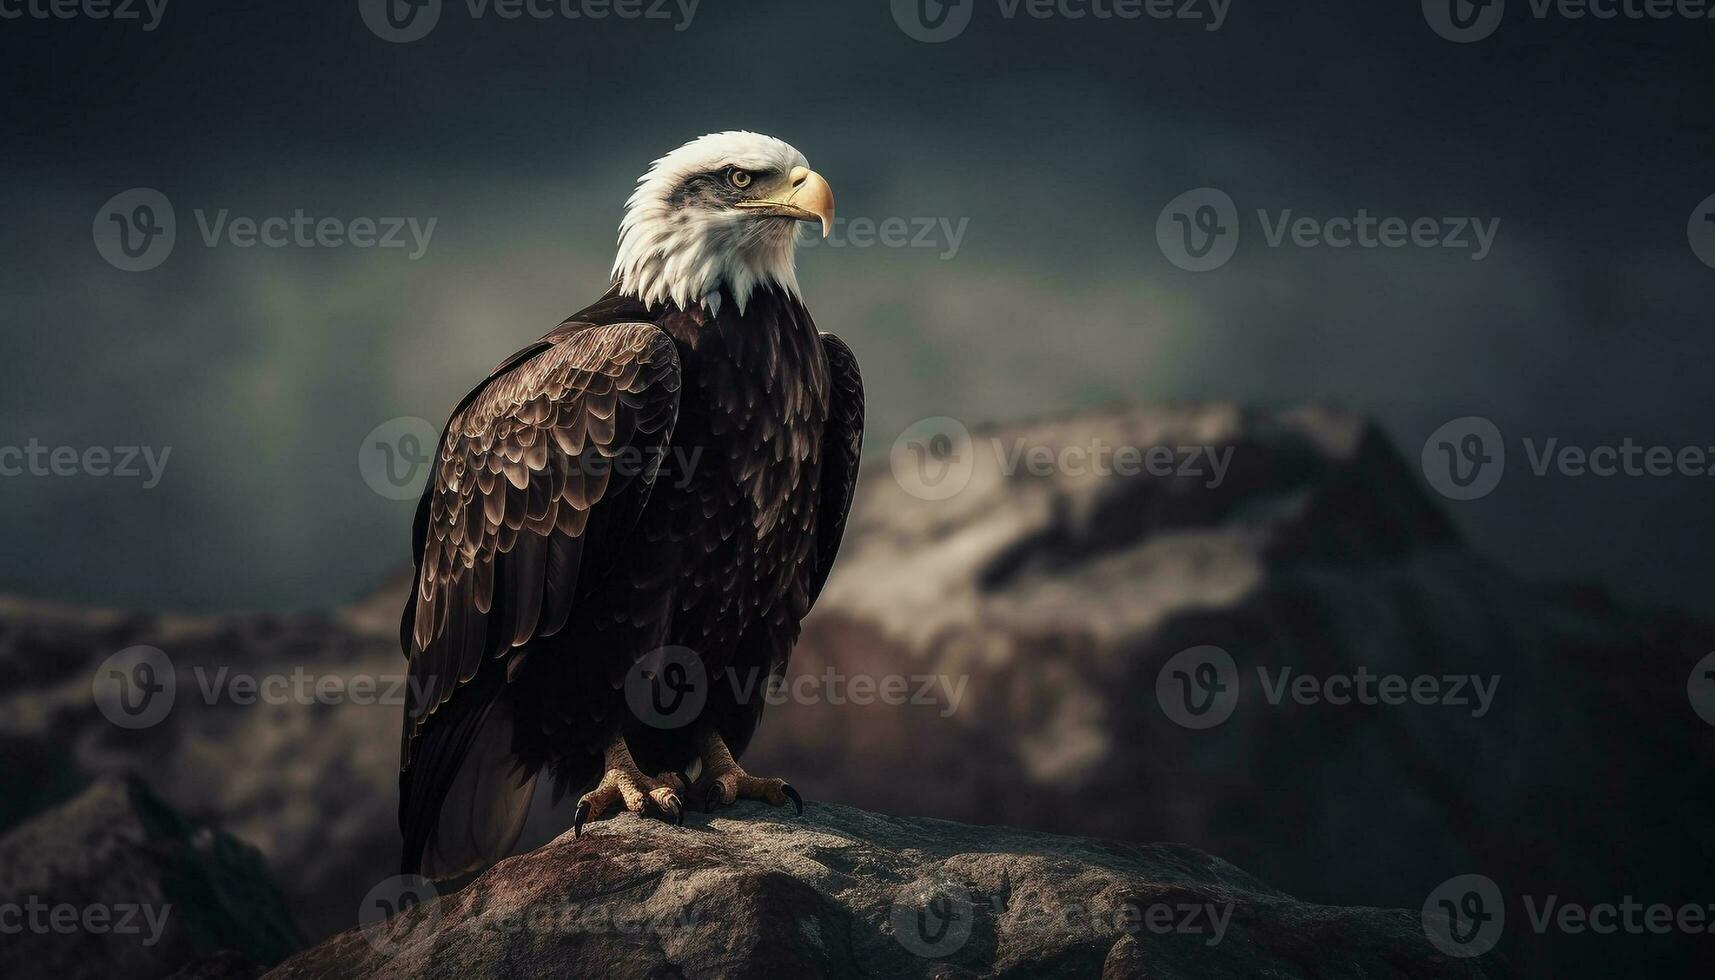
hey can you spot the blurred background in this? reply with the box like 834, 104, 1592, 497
3, 2, 1714, 978
3, 0, 1714, 617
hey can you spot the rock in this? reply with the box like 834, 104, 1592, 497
4, 403, 1712, 975
266, 801, 1492, 980
0, 588, 407, 942
740, 404, 1715, 976
0, 776, 300, 980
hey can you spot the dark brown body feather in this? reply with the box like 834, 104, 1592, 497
398, 283, 863, 875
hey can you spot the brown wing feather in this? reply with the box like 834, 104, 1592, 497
401, 322, 681, 767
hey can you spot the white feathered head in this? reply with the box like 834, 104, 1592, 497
612, 131, 835, 316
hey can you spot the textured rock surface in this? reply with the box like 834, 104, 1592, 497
0, 776, 300, 980
268, 801, 1492, 980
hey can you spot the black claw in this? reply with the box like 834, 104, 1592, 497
573, 800, 591, 838
669, 795, 684, 826
782, 783, 804, 816
703, 786, 721, 814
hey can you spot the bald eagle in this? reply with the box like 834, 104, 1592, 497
398, 132, 862, 879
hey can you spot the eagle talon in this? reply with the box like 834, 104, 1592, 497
782, 783, 803, 816
573, 800, 591, 838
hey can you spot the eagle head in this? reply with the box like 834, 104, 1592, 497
612, 131, 836, 316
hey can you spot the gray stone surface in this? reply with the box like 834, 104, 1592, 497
268, 801, 1493, 980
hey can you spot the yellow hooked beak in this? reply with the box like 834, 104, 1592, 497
735, 166, 835, 238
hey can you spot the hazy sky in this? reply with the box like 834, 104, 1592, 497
3, 1, 1713, 617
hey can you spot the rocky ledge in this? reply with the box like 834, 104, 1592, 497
267, 801, 1491, 980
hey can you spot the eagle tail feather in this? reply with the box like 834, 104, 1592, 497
400, 678, 537, 880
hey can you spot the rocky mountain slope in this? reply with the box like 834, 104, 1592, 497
3, 403, 1711, 976
0, 776, 300, 980
268, 801, 1493, 980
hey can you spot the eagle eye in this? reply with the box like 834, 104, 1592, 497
727, 168, 753, 190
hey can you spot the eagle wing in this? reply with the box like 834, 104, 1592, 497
398, 321, 681, 874
807, 332, 864, 608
